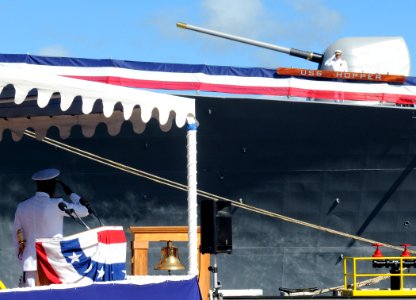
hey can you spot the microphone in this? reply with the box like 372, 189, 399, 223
80, 198, 103, 226
58, 202, 74, 217
79, 198, 96, 215
58, 202, 90, 230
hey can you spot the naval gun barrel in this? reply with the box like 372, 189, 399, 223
177, 22, 323, 64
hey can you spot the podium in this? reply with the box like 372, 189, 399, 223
130, 226, 210, 300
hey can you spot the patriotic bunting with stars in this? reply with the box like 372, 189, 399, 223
36, 226, 127, 284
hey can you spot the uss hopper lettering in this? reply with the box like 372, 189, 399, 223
335, 71, 382, 81
300, 69, 322, 77
277, 68, 404, 83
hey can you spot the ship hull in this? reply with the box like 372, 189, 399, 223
1, 96, 416, 295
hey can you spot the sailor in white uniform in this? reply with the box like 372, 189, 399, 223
12, 168, 89, 287
324, 49, 348, 72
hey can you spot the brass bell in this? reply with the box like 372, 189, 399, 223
155, 240, 185, 274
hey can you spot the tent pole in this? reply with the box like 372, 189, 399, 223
186, 117, 198, 276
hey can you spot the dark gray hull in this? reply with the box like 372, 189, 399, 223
1, 96, 416, 295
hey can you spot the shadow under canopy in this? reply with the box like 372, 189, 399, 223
0, 62, 199, 277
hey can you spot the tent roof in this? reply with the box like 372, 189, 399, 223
0, 64, 195, 141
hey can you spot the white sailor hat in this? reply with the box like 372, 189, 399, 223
32, 168, 60, 181
335, 49, 343, 54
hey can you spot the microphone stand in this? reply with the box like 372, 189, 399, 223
90, 210, 103, 226
72, 210, 90, 230
209, 254, 223, 300
59, 202, 91, 230
80, 198, 103, 226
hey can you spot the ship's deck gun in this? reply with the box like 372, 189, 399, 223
177, 22, 411, 75
176, 22, 323, 64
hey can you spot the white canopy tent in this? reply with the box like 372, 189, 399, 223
0, 64, 199, 277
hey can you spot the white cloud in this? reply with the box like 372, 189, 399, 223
199, 0, 342, 45
201, 0, 265, 38
37, 45, 70, 57
288, 0, 343, 45
195, 0, 343, 67
150, 0, 344, 68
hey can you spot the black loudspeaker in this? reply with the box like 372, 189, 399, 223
200, 200, 232, 254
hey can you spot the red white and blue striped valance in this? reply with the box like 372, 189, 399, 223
36, 226, 126, 285
0, 54, 415, 104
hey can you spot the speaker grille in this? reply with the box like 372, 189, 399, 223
200, 200, 232, 254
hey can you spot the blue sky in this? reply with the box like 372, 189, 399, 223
1, 0, 415, 74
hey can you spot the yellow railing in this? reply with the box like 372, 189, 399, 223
343, 256, 416, 297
